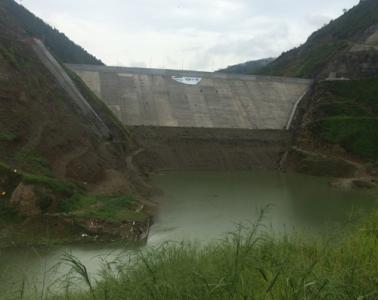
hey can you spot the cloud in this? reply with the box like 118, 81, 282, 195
17, 0, 359, 71
305, 14, 333, 28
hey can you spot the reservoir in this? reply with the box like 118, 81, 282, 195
1, 170, 377, 298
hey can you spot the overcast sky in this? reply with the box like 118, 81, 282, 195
17, 0, 358, 71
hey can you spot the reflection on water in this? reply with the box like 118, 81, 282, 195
1, 170, 377, 297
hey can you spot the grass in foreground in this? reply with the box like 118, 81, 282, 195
33, 210, 378, 300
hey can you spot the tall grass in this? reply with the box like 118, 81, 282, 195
30, 209, 378, 300
1, 210, 375, 299
62, 253, 96, 300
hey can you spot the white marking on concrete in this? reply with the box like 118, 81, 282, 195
172, 76, 202, 85
285, 90, 309, 130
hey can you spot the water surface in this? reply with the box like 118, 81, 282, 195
148, 170, 377, 242
1, 170, 377, 297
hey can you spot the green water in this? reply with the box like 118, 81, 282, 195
0, 244, 133, 298
148, 171, 377, 242
1, 170, 377, 298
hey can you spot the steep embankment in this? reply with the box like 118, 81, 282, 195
255, 0, 378, 178
0, 2, 152, 247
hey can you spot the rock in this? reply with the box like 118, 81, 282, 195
289, 148, 360, 178
352, 178, 377, 189
329, 178, 352, 189
329, 177, 377, 189
75, 217, 150, 241
10, 183, 42, 216
366, 164, 378, 177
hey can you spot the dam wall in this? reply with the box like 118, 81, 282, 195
67, 65, 311, 130
130, 126, 290, 171
67, 64, 312, 170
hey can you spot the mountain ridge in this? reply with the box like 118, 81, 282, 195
0, 0, 104, 65
257, 0, 378, 79
216, 58, 275, 75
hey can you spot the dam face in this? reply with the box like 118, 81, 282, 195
67, 65, 311, 130
68, 64, 312, 170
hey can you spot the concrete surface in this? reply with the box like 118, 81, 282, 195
131, 126, 291, 170
67, 64, 312, 130
29, 39, 110, 138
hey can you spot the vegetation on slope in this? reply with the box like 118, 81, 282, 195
0, 0, 104, 65
0, 4, 148, 247
258, 0, 378, 78
0, 161, 145, 248
217, 58, 274, 75
59, 193, 145, 224
0, 162, 80, 208
308, 78, 378, 161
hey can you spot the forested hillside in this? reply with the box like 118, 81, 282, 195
270, 0, 378, 172
298, 79, 378, 161
258, 0, 378, 79
217, 58, 274, 75
0, 0, 104, 65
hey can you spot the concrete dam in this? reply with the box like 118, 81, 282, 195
68, 64, 312, 170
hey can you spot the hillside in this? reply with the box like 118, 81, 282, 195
258, 0, 378, 79
289, 77, 378, 177
0, 5, 151, 247
217, 58, 274, 74
0, 0, 104, 65
265, 0, 378, 175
